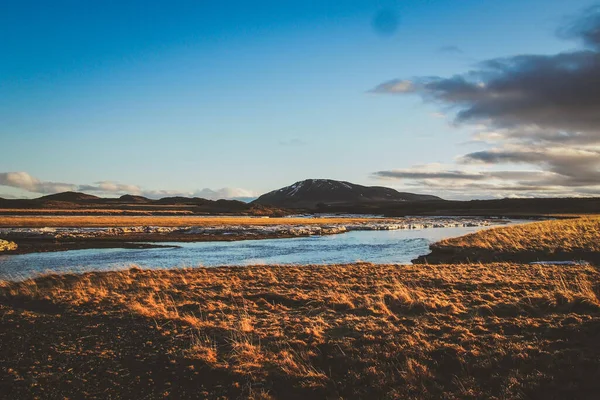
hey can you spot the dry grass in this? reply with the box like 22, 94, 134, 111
437, 216, 600, 253
0, 215, 383, 228
417, 216, 600, 264
2, 263, 600, 398
0, 239, 17, 252
0, 208, 195, 215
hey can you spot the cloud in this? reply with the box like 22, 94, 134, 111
0, 172, 76, 194
79, 181, 143, 194
370, 79, 416, 94
372, 164, 583, 199
374, 169, 485, 181
192, 187, 257, 201
0, 171, 256, 200
370, 6, 600, 198
558, 5, 600, 49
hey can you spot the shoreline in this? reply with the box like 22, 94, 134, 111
0, 216, 500, 255
413, 247, 600, 265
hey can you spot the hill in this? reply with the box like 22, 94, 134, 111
38, 191, 101, 202
117, 194, 152, 203
0, 192, 288, 216
253, 179, 441, 208
315, 197, 600, 217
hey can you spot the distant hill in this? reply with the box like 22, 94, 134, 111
253, 179, 441, 208
312, 197, 600, 217
38, 191, 101, 202
154, 196, 214, 205
118, 194, 152, 203
0, 191, 288, 216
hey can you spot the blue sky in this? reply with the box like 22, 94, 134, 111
1, 0, 598, 199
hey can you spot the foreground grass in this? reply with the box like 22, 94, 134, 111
418, 216, 600, 264
1, 263, 600, 399
0, 215, 383, 228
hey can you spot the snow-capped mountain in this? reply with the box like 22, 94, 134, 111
253, 179, 441, 208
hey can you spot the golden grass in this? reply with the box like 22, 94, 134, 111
0, 215, 384, 228
2, 263, 599, 398
0, 239, 17, 251
0, 208, 195, 215
435, 216, 600, 254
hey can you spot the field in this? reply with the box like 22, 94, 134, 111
0, 215, 383, 228
416, 216, 600, 264
1, 263, 599, 399
0, 208, 196, 216
1, 216, 600, 398
436, 217, 600, 253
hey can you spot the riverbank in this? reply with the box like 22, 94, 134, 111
414, 216, 600, 264
0, 216, 497, 255
1, 262, 599, 399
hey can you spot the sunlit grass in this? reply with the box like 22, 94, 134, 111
2, 262, 599, 398
0, 215, 386, 228
434, 215, 600, 253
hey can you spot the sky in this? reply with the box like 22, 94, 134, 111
1, 0, 599, 200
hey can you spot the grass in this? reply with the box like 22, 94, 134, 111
0, 208, 196, 215
0, 239, 17, 252
0, 215, 385, 228
418, 216, 600, 263
2, 263, 600, 398
437, 216, 600, 253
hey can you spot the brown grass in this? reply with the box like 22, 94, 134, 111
0, 215, 384, 228
0, 208, 196, 215
2, 263, 600, 398
417, 216, 600, 264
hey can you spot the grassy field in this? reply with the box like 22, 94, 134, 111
2, 263, 600, 399
0, 208, 196, 215
437, 216, 600, 253
0, 215, 383, 228
416, 216, 600, 264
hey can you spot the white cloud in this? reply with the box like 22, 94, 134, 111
0, 172, 76, 194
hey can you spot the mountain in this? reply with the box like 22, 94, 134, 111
37, 191, 101, 202
253, 179, 441, 208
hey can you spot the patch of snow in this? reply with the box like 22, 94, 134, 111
288, 181, 304, 197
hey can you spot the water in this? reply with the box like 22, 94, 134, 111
0, 225, 491, 280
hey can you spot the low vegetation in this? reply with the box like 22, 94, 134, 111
0, 215, 383, 228
0, 208, 196, 216
0, 239, 17, 252
2, 263, 599, 398
417, 216, 600, 264
437, 217, 600, 253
